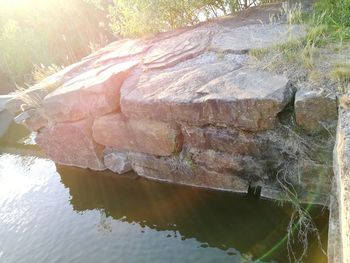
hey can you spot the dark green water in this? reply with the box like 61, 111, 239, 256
0, 124, 329, 263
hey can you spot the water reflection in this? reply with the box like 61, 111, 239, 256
58, 166, 328, 262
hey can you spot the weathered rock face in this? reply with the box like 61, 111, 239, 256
7, 2, 334, 208
128, 151, 250, 193
182, 125, 261, 155
43, 60, 139, 123
332, 106, 350, 263
122, 53, 293, 131
36, 118, 105, 170
103, 148, 132, 174
143, 28, 212, 70
295, 87, 337, 132
93, 113, 181, 156
14, 109, 47, 131
211, 24, 305, 53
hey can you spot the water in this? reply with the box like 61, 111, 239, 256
0, 124, 329, 263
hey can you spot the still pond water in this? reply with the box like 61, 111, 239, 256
0, 124, 329, 263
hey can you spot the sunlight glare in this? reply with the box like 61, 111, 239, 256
0, 0, 32, 8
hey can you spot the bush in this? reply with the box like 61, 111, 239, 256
0, 0, 113, 88
107, 0, 214, 37
107, 0, 273, 37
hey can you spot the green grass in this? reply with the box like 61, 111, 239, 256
249, 48, 269, 60
252, 0, 350, 92
331, 63, 350, 93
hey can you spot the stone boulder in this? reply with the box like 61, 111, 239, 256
93, 113, 182, 156
122, 53, 293, 131
211, 24, 305, 53
182, 125, 260, 155
128, 151, 249, 193
333, 106, 350, 263
189, 148, 265, 177
103, 148, 132, 174
36, 118, 105, 170
295, 87, 337, 132
143, 28, 212, 70
14, 109, 47, 131
42, 60, 139, 123
86, 38, 150, 64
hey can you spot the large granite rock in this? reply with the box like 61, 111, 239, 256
328, 181, 342, 263
5, 2, 334, 215
211, 24, 305, 53
93, 113, 182, 156
86, 38, 150, 63
143, 28, 212, 70
42, 60, 139, 123
128, 151, 249, 193
14, 109, 47, 131
122, 53, 293, 131
182, 125, 260, 155
188, 148, 265, 177
333, 106, 350, 263
295, 88, 337, 132
6, 39, 150, 116
36, 118, 105, 170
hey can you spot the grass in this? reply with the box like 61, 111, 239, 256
250, 0, 350, 91
32, 64, 63, 84
339, 95, 350, 109
276, 167, 325, 263
274, 122, 333, 263
249, 48, 269, 60
331, 63, 350, 93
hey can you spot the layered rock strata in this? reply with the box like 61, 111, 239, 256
7, 3, 335, 204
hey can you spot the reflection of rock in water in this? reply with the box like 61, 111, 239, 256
58, 165, 308, 260
97, 210, 113, 234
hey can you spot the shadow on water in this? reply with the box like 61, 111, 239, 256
58, 166, 329, 262
0, 122, 329, 263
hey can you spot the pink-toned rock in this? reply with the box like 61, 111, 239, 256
14, 109, 48, 131
295, 88, 337, 133
211, 24, 305, 53
189, 148, 264, 176
36, 118, 105, 170
104, 149, 132, 174
93, 113, 182, 156
182, 125, 260, 155
128, 152, 249, 193
87, 39, 150, 65
143, 28, 212, 70
42, 60, 139, 123
121, 53, 293, 131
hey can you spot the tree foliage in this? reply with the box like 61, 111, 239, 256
0, 0, 278, 90
0, 0, 112, 88
106, 0, 276, 37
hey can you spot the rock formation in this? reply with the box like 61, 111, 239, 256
7, 3, 336, 205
